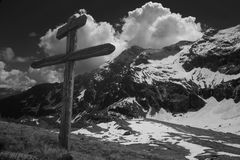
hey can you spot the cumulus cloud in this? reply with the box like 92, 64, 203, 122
39, 11, 124, 56
38, 2, 202, 77
0, 61, 36, 90
39, 28, 66, 55
0, 49, 64, 89
28, 66, 63, 83
0, 2, 203, 88
39, 10, 126, 75
0, 60, 63, 90
120, 2, 202, 49
0, 47, 30, 63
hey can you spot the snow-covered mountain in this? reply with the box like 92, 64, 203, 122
0, 25, 240, 135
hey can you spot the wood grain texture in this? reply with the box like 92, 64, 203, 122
29, 13, 116, 151
31, 54, 65, 68
58, 17, 77, 150
56, 14, 87, 40
31, 43, 115, 68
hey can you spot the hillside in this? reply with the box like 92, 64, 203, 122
0, 120, 240, 160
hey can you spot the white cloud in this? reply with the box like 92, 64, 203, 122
39, 28, 66, 56
39, 11, 123, 56
0, 48, 15, 62
0, 2, 204, 88
0, 61, 36, 90
39, 10, 126, 75
120, 2, 202, 49
28, 66, 63, 84
0, 60, 63, 90
0, 47, 30, 63
38, 2, 202, 76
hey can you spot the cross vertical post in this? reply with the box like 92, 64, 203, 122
58, 17, 77, 150
31, 13, 115, 151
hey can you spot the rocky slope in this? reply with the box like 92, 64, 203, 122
0, 25, 240, 130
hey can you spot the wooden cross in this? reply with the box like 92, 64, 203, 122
31, 14, 115, 150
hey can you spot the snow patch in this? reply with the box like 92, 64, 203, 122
147, 97, 240, 135
177, 140, 210, 160
190, 68, 240, 88
72, 119, 228, 159
77, 89, 86, 101
133, 44, 240, 88
217, 152, 240, 157
193, 25, 240, 56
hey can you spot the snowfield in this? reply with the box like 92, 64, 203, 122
147, 97, 240, 135
133, 45, 240, 88
73, 91, 240, 160
71, 26, 240, 159
72, 118, 240, 160
72, 96, 240, 159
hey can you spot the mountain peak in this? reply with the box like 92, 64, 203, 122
0, 25, 240, 136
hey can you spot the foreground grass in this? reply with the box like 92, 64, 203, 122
0, 121, 188, 160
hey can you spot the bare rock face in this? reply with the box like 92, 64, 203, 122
183, 26, 240, 74
0, 25, 240, 126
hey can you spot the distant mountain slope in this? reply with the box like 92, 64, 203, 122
0, 88, 21, 100
0, 25, 240, 135
0, 83, 62, 118
147, 97, 240, 135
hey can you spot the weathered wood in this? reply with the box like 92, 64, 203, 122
67, 43, 115, 61
31, 12, 116, 151
58, 17, 77, 150
31, 43, 115, 68
31, 54, 65, 68
56, 14, 87, 40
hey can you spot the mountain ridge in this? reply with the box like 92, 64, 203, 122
0, 25, 240, 135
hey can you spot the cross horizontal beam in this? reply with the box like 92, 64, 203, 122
31, 43, 115, 68
56, 14, 87, 40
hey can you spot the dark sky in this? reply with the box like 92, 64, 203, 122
0, 0, 239, 68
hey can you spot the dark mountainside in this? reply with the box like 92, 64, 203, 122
0, 88, 21, 100
0, 25, 240, 128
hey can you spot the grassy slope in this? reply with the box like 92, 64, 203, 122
0, 120, 188, 160
1, 120, 240, 160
